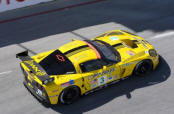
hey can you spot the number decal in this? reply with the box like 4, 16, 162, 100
98, 76, 107, 86
100, 77, 104, 83
36, 89, 43, 96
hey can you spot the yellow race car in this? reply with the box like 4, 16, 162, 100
16, 30, 159, 105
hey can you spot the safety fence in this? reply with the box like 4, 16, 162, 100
0, 0, 53, 12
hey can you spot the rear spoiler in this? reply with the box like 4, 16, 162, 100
16, 50, 54, 84
16, 50, 31, 61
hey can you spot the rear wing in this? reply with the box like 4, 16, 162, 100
16, 50, 31, 61
16, 50, 54, 84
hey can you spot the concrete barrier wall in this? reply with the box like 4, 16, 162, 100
0, 0, 53, 12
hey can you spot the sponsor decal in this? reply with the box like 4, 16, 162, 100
27, 82, 33, 88
90, 79, 97, 84
24, 60, 46, 76
98, 75, 107, 86
88, 68, 115, 80
0, 0, 25, 5
108, 72, 113, 81
91, 83, 97, 88
114, 75, 117, 79
61, 82, 70, 88
90, 79, 97, 88
145, 50, 149, 54
108, 76, 112, 80
26, 70, 34, 79
36, 89, 43, 96
122, 61, 137, 68
61, 79, 74, 88
110, 36, 119, 41
126, 50, 135, 56
122, 63, 131, 67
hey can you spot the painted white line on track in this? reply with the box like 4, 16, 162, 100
0, 71, 12, 76
150, 31, 174, 40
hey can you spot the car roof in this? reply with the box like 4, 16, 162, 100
58, 40, 98, 65
58, 30, 145, 65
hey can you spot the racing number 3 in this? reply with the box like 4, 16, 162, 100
98, 76, 107, 86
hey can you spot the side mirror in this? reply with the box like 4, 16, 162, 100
103, 66, 107, 70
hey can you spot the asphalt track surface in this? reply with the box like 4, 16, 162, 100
0, 0, 174, 114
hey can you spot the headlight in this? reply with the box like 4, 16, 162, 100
149, 49, 157, 57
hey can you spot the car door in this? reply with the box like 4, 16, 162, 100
80, 59, 121, 92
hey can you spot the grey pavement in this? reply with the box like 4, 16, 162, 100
0, 0, 174, 114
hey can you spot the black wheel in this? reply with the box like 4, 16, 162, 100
134, 60, 153, 76
59, 86, 80, 104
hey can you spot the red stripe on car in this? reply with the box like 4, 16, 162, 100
82, 41, 101, 59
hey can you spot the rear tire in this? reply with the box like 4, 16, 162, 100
134, 60, 153, 76
59, 86, 80, 105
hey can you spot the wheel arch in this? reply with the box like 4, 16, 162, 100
58, 85, 81, 104
133, 59, 153, 75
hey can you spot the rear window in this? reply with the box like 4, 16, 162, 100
39, 50, 76, 75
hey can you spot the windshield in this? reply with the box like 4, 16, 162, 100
39, 50, 76, 75
85, 40, 121, 64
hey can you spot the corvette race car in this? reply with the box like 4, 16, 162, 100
16, 30, 159, 105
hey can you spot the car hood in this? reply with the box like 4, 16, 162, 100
94, 33, 153, 63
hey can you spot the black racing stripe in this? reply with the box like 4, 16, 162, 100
132, 40, 138, 43
133, 40, 140, 44
112, 43, 123, 47
64, 45, 88, 55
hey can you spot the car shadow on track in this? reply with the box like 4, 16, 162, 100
43, 56, 171, 114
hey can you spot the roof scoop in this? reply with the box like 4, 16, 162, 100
121, 39, 138, 48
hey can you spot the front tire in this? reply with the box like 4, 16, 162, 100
59, 86, 80, 105
134, 60, 153, 76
